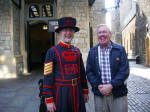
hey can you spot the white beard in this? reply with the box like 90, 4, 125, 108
61, 35, 73, 43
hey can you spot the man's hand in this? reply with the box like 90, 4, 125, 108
46, 102, 56, 112
84, 94, 89, 103
98, 84, 113, 96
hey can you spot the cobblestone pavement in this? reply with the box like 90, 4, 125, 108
128, 62, 150, 112
0, 62, 150, 112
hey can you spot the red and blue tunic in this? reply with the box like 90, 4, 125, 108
43, 41, 88, 112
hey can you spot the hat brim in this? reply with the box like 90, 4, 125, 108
55, 26, 80, 32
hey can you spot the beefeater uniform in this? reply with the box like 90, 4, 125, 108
43, 41, 88, 112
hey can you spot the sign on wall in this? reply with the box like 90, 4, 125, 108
48, 21, 58, 32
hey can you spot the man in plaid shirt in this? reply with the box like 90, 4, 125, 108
86, 24, 129, 112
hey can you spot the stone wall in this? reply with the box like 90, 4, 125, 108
122, 17, 136, 59
0, 0, 22, 78
12, 2, 23, 75
120, 0, 137, 59
135, 0, 150, 64
120, 0, 150, 64
12, 4, 20, 56
89, 0, 105, 46
0, 0, 13, 78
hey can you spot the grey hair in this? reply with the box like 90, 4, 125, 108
96, 24, 111, 34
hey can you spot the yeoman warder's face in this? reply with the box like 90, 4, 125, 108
59, 28, 75, 44
97, 26, 112, 47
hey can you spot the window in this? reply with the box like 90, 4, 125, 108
29, 4, 54, 18
29, 5, 40, 18
42, 4, 53, 17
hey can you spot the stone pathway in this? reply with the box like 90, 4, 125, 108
0, 62, 150, 112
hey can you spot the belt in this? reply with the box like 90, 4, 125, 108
55, 77, 80, 86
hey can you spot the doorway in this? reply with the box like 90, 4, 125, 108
26, 22, 55, 71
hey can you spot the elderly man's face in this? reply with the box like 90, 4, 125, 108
97, 26, 112, 47
59, 28, 75, 44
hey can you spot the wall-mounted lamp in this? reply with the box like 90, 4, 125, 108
42, 25, 48, 30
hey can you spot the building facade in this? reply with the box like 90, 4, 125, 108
0, 0, 106, 78
120, 0, 150, 66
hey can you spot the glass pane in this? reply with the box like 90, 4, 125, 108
42, 4, 53, 17
29, 5, 40, 18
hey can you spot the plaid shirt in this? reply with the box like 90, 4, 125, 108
98, 44, 112, 84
